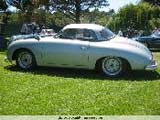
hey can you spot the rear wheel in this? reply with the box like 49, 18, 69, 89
101, 57, 126, 77
16, 50, 36, 70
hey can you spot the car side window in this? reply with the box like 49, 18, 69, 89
59, 29, 76, 39
76, 29, 97, 41
75, 29, 84, 40
85, 29, 97, 41
57, 28, 97, 41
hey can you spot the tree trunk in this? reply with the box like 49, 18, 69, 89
75, 0, 81, 23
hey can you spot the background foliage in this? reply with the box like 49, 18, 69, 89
108, 3, 160, 36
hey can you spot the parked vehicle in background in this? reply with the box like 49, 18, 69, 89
132, 31, 160, 51
6, 24, 157, 77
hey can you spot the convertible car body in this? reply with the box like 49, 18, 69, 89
133, 31, 160, 51
6, 24, 157, 77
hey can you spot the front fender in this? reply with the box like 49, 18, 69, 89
88, 43, 152, 70
7, 40, 42, 65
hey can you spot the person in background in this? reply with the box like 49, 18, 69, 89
20, 20, 38, 34
38, 23, 45, 33
20, 22, 29, 34
30, 21, 39, 34
118, 29, 123, 37
152, 27, 158, 34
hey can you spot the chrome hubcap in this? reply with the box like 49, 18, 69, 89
102, 57, 122, 76
18, 52, 32, 69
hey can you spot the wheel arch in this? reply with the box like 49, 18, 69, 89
95, 56, 131, 70
12, 48, 36, 61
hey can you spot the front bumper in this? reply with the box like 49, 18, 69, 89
145, 60, 158, 70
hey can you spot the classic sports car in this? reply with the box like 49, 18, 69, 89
133, 31, 160, 51
6, 24, 157, 77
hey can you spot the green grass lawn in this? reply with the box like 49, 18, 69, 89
0, 52, 160, 115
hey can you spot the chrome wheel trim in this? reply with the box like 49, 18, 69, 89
17, 51, 33, 69
102, 57, 122, 76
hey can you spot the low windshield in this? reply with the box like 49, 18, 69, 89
100, 28, 115, 40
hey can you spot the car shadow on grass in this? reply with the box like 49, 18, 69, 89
5, 65, 160, 81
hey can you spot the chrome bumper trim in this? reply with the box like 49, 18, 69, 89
145, 60, 158, 70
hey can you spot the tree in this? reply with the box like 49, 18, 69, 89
5, 0, 33, 11
80, 9, 111, 26
50, 0, 109, 23
0, 0, 8, 10
142, 0, 160, 6
3, 0, 49, 12
108, 3, 160, 37
5, 0, 50, 24
0, 0, 9, 33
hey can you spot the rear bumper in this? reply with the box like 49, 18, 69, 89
145, 60, 158, 70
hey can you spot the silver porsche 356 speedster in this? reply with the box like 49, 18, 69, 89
6, 24, 157, 77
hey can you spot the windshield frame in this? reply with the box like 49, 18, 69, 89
98, 28, 116, 41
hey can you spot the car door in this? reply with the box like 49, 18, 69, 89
41, 28, 90, 68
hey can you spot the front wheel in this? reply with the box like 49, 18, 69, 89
16, 50, 36, 70
101, 57, 126, 77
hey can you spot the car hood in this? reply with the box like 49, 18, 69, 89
108, 36, 152, 59
110, 36, 148, 50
